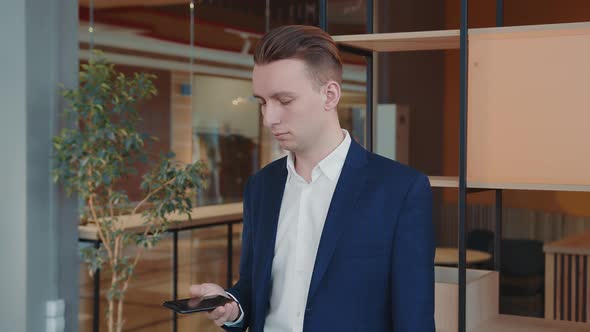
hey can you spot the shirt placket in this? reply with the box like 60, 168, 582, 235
293, 178, 312, 332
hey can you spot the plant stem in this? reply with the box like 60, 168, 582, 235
108, 298, 114, 332
131, 176, 176, 215
116, 296, 125, 332
88, 194, 114, 265
109, 249, 120, 332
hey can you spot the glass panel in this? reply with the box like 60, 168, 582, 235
340, 52, 368, 148
192, 75, 260, 205
77, 2, 371, 331
268, 0, 319, 28
78, 1, 194, 205
327, 0, 368, 35
77, 2, 190, 331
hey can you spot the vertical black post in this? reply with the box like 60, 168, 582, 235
227, 223, 234, 288
93, 240, 100, 332
458, 0, 469, 330
365, 0, 374, 152
494, 190, 503, 271
265, 0, 270, 33
367, 0, 374, 33
173, 231, 179, 332
319, 0, 327, 31
366, 55, 373, 152
494, 0, 504, 318
496, 0, 504, 27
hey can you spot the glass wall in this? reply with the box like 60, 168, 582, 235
77, 1, 367, 330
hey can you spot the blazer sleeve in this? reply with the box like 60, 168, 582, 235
223, 177, 255, 332
391, 174, 436, 331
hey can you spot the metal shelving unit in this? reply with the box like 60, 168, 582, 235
321, 0, 590, 331
320, 0, 479, 330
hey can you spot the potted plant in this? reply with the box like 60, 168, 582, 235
52, 51, 207, 332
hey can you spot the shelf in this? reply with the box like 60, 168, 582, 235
333, 29, 460, 52
333, 23, 590, 53
429, 176, 459, 188
427, 176, 590, 192
468, 182, 590, 192
469, 21, 590, 38
543, 230, 590, 256
466, 314, 590, 332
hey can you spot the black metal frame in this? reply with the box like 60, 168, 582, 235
494, 0, 505, 275
496, 0, 505, 28
458, 0, 469, 330
80, 218, 242, 332
365, 0, 374, 152
459, 1, 506, 331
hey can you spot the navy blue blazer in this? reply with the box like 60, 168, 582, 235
226, 138, 435, 332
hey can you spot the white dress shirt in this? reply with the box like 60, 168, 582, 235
263, 130, 351, 332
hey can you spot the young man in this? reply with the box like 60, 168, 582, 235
189, 25, 435, 332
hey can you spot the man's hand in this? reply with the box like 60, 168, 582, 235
189, 283, 240, 326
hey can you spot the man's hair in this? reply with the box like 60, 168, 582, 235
253, 25, 343, 88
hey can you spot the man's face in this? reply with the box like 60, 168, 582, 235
253, 59, 327, 153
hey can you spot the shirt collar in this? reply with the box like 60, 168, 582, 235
286, 129, 351, 183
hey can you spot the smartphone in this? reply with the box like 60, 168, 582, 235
163, 295, 233, 314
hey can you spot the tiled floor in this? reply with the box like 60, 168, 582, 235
79, 226, 243, 331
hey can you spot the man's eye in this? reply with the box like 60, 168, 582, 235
280, 100, 293, 105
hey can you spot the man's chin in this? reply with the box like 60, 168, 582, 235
277, 140, 296, 152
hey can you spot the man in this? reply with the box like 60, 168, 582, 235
189, 25, 435, 332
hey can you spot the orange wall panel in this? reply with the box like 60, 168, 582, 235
443, 1, 590, 215
467, 24, 590, 187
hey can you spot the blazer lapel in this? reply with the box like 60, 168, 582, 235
306, 139, 368, 302
254, 158, 288, 325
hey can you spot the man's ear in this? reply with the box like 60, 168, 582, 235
323, 80, 341, 112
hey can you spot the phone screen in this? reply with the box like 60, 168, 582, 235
163, 295, 233, 314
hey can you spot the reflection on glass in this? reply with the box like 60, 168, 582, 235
78, 2, 199, 205
78, 1, 369, 206
192, 75, 260, 205
339, 53, 367, 148
327, 0, 368, 35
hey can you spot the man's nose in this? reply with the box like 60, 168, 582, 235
262, 104, 281, 128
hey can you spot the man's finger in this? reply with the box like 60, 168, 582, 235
214, 305, 231, 326
187, 297, 201, 308
227, 302, 239, 322
207, 306, 225, 321
189, 284, 203, 298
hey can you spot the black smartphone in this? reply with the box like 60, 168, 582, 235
162, 295, 233, 314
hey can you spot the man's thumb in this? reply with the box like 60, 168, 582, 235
189, 284, 203, 297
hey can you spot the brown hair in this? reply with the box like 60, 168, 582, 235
253, 25, 343, 88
